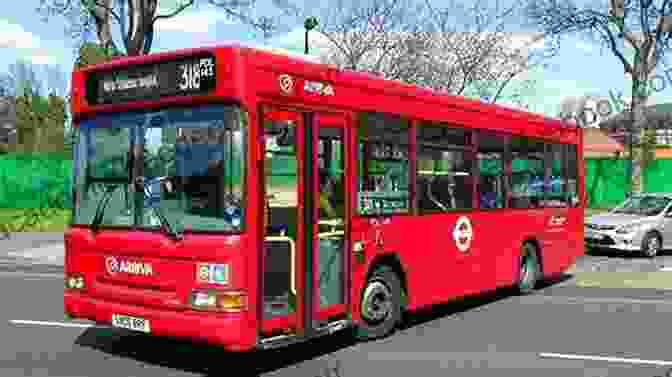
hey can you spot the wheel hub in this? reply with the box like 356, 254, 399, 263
647, 237, 660, 255
362, 281, 392, 322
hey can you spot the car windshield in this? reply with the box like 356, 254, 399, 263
611, 195, 671, 216
71, 104, 246, 234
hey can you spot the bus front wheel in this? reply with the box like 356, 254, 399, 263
354, 266, 402, 341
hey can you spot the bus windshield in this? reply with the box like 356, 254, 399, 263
72, 104, 246, 234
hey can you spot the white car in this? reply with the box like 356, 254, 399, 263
584, 193, 672, 257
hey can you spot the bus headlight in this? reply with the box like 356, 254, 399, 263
65, 274, 85, 290
190, 289, 246, 312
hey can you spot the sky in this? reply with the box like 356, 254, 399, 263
1, 0, 672, 118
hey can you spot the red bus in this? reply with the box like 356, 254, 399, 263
64, 44, 584, 352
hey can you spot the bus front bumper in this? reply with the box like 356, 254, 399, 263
64, 292, 256, 352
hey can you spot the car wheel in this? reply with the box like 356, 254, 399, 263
354, 266, 402, 341
516, 242, 540, 295
641, 232, 662, 258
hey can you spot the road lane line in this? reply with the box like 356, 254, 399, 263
539, 352, 672, 366
9, 320, 93, 328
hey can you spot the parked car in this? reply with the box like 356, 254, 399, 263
584, 193, 672, 257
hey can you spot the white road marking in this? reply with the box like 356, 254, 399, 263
539, 352, 672, 366
660, 267, 672, 271
9, 320, 93, 329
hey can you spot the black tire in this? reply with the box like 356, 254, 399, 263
516, 242, 540, 295
354, 266, 402, 341
641, 232, 662, 258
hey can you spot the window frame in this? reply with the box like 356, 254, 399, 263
414, 120, 475, 215
507, 135, 547, 210
564, 143, 580, 208
476, 130, 509, 211
355, 112, 412, 217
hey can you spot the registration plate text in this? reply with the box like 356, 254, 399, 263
112, 314, 150, 333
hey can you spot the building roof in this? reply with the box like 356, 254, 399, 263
583, 127, 623, 152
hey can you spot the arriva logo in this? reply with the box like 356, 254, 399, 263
105, 256, 153, 276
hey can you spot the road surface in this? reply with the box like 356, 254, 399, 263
3, 236, 672, 376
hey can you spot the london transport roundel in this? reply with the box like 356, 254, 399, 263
453, 216, 473, 253
278, 74, 293, 94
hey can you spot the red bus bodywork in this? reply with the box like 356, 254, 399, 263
65, 44, 584, 352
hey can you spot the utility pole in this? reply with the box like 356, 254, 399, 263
304, 17, 318, 54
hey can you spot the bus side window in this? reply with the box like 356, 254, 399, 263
509, 136, 545, 209
357, 112, 410, 215
477, 132, 506, 209
416, 121, 473, 213
565, 144, 579, 207
544, 143, 568, 208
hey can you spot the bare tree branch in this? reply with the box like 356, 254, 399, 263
154, 0, 195, 21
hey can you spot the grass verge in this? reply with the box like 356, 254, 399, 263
574, 271, 672, 290
0, 208, 71, 232
585, 208, 610, 217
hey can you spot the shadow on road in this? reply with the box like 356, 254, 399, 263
74, 275, 572, 377
585, 246, 668, 258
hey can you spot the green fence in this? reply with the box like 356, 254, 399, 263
0, 153, 72, 209
585, 158, 672, 208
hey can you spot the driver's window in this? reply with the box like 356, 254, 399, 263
142, 106, 245, 232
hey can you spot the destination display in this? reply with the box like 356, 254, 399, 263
358, 191, 409, 215
85, 53, 216, 105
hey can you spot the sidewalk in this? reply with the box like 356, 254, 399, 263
0, 232, 64, 267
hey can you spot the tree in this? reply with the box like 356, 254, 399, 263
311, 0, 421, 71
37, 0, 283, 56
558, 95, 601, 127
275, 0, 551, 104
417, 0, 555, 103
525, 0, 672, 194
0, 60, 68, 154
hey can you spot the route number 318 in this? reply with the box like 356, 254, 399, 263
178, 58, 214, 91
178, 62, 201, 90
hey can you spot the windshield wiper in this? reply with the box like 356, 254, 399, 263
149, 205, 183, 241
138, 176, 183, 241
90, 184, 124, 233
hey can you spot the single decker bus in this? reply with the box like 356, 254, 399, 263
64, 44, 584, 352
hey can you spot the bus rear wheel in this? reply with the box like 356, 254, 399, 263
516, 242, 540, 295
354, 266, 402, 341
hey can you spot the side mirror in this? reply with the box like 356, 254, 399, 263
276, 126, 294, 146
162, 179, 174, 194
265, 122, 294, 147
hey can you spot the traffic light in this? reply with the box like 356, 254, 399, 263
0, 96, 16, 149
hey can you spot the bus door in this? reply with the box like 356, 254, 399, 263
259, 106, 349, 342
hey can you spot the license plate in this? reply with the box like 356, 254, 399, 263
112, 314, 150, 333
